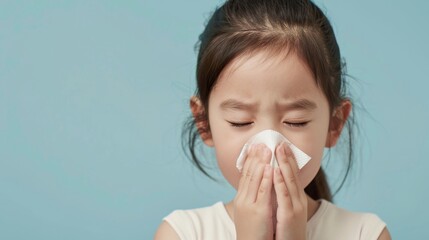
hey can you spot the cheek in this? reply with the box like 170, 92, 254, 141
208, 109, 249, 190
294, 139, 325, 188
213, 141, 242, 189
298, 153, 322, 188
210, 121, 246, 190
292, 119, 329, 187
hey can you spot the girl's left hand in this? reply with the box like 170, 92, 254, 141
273, 142, 308, 240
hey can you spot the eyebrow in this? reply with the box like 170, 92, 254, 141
279, 98, 318, 111
220, 99, 257, 111
219, 98, 317, 111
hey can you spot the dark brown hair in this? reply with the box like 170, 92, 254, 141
182, 0, 355, 202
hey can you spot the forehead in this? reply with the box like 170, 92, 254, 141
212, 49, 320, 99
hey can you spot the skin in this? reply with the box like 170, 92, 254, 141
154, 49, 391, 239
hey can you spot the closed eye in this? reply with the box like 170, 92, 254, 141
284, 121, 309, 128
226, 121, 309, 128
227, 121, 253, 128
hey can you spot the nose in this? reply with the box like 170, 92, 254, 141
254, 119, 285, 136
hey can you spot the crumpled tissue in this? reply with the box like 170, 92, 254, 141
236, 129, 311, 172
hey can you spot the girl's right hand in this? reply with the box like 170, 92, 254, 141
233, 144, 274, 240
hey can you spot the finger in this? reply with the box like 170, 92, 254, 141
256, 165, 273, 203
283, 143, 306, 199
237, 144, 256, 194
247, 147, 271, 202
240, 144, 255, 179
276, 143, 300, 208
242, 144, 264, 198
284, 143, 300, 178
274, 167, 293, 211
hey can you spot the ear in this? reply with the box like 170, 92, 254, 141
190, 96, 214, 147
325, 100, 352, 148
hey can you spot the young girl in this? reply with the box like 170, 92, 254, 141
155, 0, 391, 239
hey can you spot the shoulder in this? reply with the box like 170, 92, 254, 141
308, 200, 389, 240
155, 202, 235, 240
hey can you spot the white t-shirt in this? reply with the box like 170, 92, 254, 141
163, 199, 386, 240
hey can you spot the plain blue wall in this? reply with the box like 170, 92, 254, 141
1, 0, 428, 239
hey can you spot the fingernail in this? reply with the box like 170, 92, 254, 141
264, 147, 270, 157
256, 144, 263, 153
282, 142, 289, 153
278, 143, 285, 155
285, 144, 292, 155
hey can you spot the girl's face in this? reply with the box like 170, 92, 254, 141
198, 50, 339, 190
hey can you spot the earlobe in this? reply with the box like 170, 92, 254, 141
325, 100, 352, 148
190, 96, 214, 147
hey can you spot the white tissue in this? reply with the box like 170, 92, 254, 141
236, 129, 311, 171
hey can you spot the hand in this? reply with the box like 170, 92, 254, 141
234, 144, 274, 240
273, 143, 308, 240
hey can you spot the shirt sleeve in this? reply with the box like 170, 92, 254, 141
360, 213, 387, 240
163, 210, 198, 240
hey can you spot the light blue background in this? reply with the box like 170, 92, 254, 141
1, 0, 427, 239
